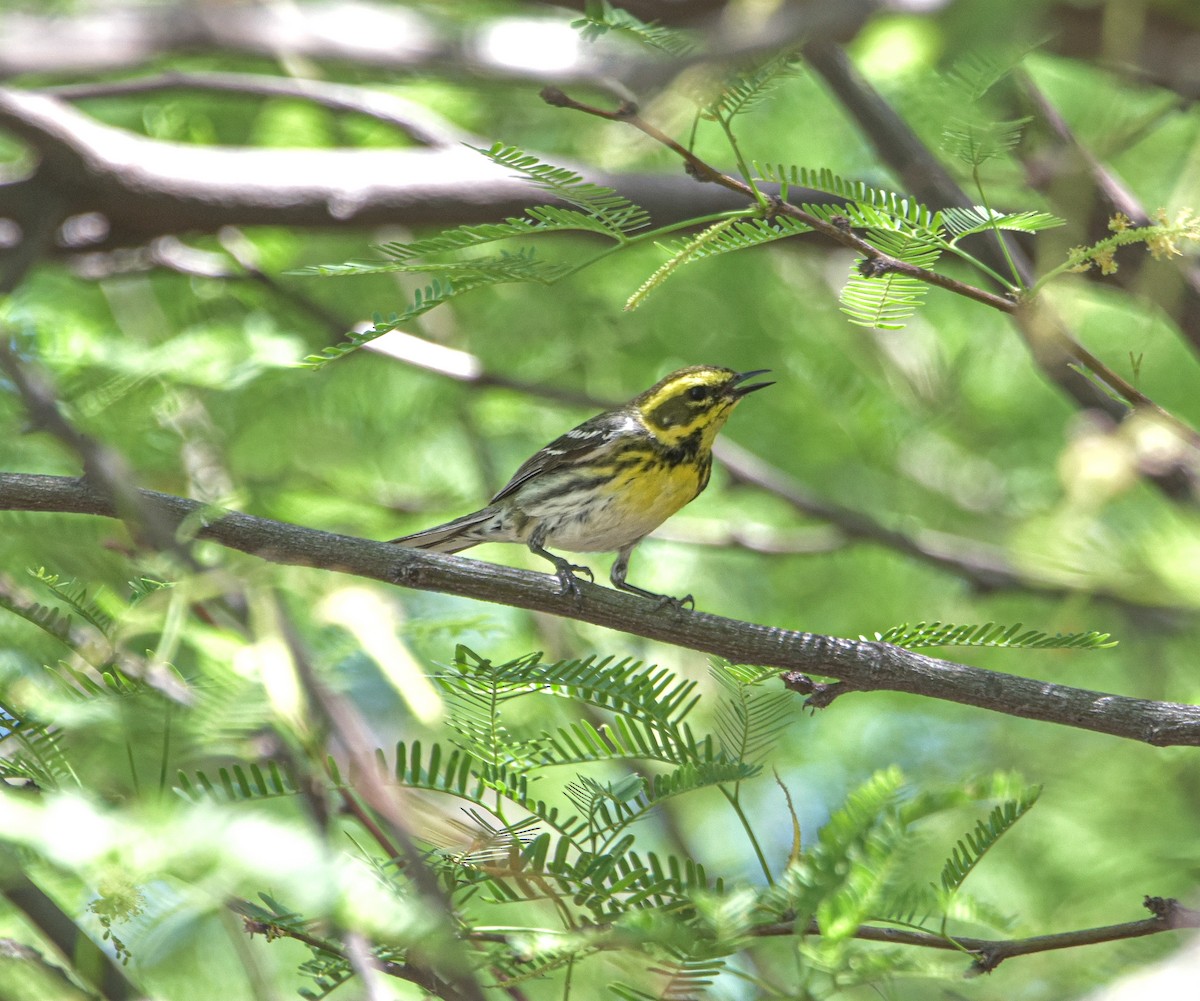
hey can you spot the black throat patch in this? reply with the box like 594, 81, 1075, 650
661, 430, 703, 467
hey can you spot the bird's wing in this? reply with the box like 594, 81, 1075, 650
490, 409, 645, 503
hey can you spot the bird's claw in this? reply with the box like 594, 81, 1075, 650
653, 592, 694, 612
554, 561, 593, 600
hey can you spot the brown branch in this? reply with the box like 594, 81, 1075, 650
0, 1, 613, 91
0, 85, 757, 252
467, 894, 1199, 974
270, 607, 490, 1001
0, 0, 876, 94
752, 896, 1200, 974
235, 900, 473, 1001
3, 471, 1199, 746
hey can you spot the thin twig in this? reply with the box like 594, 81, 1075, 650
751, 895, 1200, 974
465, 895, 1198, 974
539, 86, 1016, 314
3, 471, 1199, 746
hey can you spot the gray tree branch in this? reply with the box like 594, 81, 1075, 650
2, 471, 1199, 747
0, 84, 772, 251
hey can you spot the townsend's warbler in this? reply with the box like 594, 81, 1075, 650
390, 365, 772, 606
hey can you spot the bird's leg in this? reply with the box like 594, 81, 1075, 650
610, 544, 694, 611
527, 525, 593, 597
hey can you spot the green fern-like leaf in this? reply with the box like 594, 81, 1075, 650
175, 760, 299, 803
874, 620, 1117, 650
301, 278, 466, 367
939, 787, 1041, 894
127, 577, 173, 605
487, 833, 714, 918
370, 205, 629, 262
626, 218, 740, 311
655, 216, 812, 262
840, 230, 942, 330
28, 567, 114, 636
0, 701, 75, 790
439, 650, 549, 781
477, 143, 651, 234
572, 0, 695, 56
530, 653, 703, 729
711, 661, 792, 766
0, 586, 74, 648
296, 244, 571, 280
876, 881, 940, 930
754, 165, 941, 233
708, 50, 803, 120
946, 50, 1022, 102
300, 254, 567, 366
539, 715, 703, 767
941, 116, 1031, 166
385, 740, 488, 803
942, 206, 1064, 239
563, 760, 758, 847
613, 951, 727, 1001
779, 767, 908, 940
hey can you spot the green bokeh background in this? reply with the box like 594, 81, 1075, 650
2, 1, 1200, 998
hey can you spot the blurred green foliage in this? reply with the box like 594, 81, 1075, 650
2, 1, 1200, 1000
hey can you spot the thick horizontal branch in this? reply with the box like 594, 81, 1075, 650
43, 71, 476, 149
4, 471, 1199, 746
0, 86, 775, 249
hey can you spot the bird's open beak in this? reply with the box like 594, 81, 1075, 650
729, 369, 774, 397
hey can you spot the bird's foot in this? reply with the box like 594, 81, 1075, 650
654, 592, 695, 612
613, 579, 694, 611
554, 560, 594, 599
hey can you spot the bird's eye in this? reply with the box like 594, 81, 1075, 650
686, 385, 709, 402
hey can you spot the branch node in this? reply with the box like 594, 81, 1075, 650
1143, 895, 1200, 929
539, 86, 570, 108
779, 671, 852, 709
967, 947, 1001, 975
392, 559, 423, 587
857, 256, 897, 279
762, 194, 786, 220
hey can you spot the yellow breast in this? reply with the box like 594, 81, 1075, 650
516, 452, 707, 553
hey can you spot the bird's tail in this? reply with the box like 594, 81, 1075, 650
389, 508, 496, 554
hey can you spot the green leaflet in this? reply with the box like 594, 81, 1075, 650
874, 620, 1117, 650
476, 143, 650, 235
